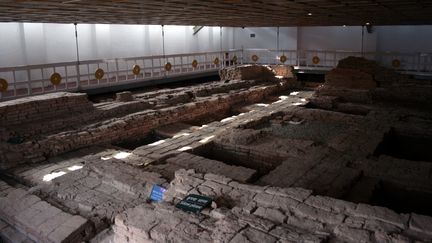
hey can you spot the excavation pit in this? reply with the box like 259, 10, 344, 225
1, 62, 432, 243
193, 143, 284, 182
254, 119, 349, 145
374, 128, 432, 162
370, 180, 432, 216
305, 101, 370, 116
113, 132, 162, 150
185, 109, 241, 126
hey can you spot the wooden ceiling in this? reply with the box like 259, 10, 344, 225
0, 0, 431, 26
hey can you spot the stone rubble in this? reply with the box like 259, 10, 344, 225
115, 91, 134, 102
315, 56, 432, 105
0, 76, 297, 169
149, 152, 257, 182
114, 169, 432, 243
0, 62, 431, 242
218, 65, 277, 82
0, 180, 92, 243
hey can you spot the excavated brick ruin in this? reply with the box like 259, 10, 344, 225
0, 60, 432, 243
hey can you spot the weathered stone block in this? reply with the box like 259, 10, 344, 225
115, 91, 134, 102
325, 68, 376, 90
270, 65, 294, 79
219, 65, 275, 82
352, 204, 405, 228
231, 227, 277, 243
305, 195, 356, 214
336, 56, 381, 75
334, 225, 371, 243
409, 213, 432, 236
294, 203, 345, 225
253, 207, 286, 224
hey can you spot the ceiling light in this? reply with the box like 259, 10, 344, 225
366, 22, 370, 25
308, 13, 312, 16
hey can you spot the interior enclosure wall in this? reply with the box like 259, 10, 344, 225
0, 23, 432, 68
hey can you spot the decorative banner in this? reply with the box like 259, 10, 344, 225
280, 55, 287, 63
175, 194, 212, 214
312, 56, 320, 64
95, 68, 105, 80
132, 64, 141, 75
165, 62, 172, 72
213, 57, 220, 65
0, 78, 8, 92
192, 59, 198, 68
50, 72, 62, 86
232, 55, 238, 64
392, 59, 401, 68
251, 54, 259, 62
149, 185, 166, 202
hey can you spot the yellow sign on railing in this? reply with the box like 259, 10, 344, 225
165, 62, 172, 72
95, 68, 105, 80
0, 78, 8, 92
50, 73, 62, 86
133, 65, 141, 75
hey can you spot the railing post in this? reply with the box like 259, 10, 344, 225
106, 62, 110, 83
86, 64, 90, 86
76, 62, 81, 90
115, 59, 119, 82
241, 48, 244, 65
204, 53, 207, 70
97, 64, 100, 85
12, 70, 17, 97
334, 51, 337, 67
41, 68, 45, 93
417, 52, 421, 72
53, 67, 57, 91
65, 65, 69, 90
151, 58, 154, 77
27, 69, 32, 95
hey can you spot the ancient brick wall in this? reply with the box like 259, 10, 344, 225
141, 169, 432, 243
0, 92, 93, 127
0, 81, 289, 169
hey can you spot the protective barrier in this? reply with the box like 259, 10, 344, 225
0, 49, 431, 100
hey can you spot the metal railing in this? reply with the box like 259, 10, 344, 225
1, 49, 431, 101
242, 49, 432, 73
0, 50, 244, 100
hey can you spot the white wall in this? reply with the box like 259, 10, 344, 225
376, 26, 432, 53
0, 23, 77, 67
297, 26, 377, 52
0, 23, 27, 67
183, 26, 223, 54
1, 23, 431, 68
230, 27, 298, 50
0, 23, 229, 67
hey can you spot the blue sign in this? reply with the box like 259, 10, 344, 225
149, 185, 166, 202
